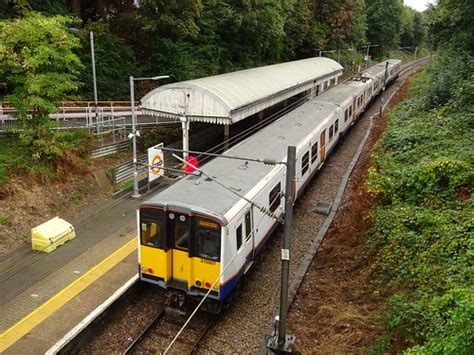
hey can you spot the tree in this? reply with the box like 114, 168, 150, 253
366, 0, 404, 56
76, 21, 140, 100
0, 12, 85, 161
428, 0, 474, 54
0, 12, 83, 118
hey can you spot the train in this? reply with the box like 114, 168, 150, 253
137, 59, 401, 311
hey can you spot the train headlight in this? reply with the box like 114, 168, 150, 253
213, 284, 218, 290
141, 266, 146, 273
205, 281, 211, 288
147, 267, 154, 274
195, 280, 202, 287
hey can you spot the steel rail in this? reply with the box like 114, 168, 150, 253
123, 309, 166, 355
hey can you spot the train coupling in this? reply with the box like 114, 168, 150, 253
165, 292, 186, 319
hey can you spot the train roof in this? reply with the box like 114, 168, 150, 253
363, 59, 401, 78
143, 100, 339, 224
315, 80, 367, 106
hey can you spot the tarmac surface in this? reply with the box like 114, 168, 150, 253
0, 182, 161, 353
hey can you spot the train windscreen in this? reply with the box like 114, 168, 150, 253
140, 208, 166, 249
192, 218, 221, 261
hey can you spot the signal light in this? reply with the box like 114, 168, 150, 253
195, 280, 202, 287
147, 267, 154, 274
205, 281, 211, 288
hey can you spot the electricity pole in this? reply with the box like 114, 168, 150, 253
267, 145, 296, 353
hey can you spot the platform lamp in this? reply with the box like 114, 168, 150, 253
69, 28, 99, 136
130, 75, 170, 198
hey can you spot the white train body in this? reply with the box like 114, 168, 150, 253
138, 59, 401, 304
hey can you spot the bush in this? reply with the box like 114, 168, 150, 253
365, 51, 474, 353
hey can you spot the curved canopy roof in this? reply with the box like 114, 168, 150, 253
141, 57, 343, 125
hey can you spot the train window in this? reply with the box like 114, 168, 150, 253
245, 211, 252, 241
301, 151, 309, 175
193, 218, 220, 261
236, 224, 243, 250
140, 209, 165, 249
311, 142, 318, 163
335, 119, 339, 134
329, 125, 334, 141
349, 106, 353, 117
269, 182, 281, 212
173, 214, 189, 250
344, 109, 349, 122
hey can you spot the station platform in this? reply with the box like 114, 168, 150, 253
0, 191, 144, 354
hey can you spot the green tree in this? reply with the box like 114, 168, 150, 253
76, 21, 140, 100
428, 0, 474, 54
0, 12, 84, 161
366, 0, 404, 56
400, 6, 415, 47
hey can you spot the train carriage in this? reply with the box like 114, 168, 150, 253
137, 59, 401, 309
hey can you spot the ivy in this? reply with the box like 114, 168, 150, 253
366, 50, 474, 352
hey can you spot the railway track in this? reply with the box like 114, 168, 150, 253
123, 307, 217, 354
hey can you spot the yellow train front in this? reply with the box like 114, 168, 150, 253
138, 205, 224, 304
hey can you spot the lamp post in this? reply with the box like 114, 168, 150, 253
130, 75, 170, 198
90, 31, 99, 138
69, 28, 99, 135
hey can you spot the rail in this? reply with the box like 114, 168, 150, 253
123, 308, 216, 355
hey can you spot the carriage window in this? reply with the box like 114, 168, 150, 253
335, 119, 339, 133
349, 106, 353, 117
245, 211, 252, 241
344, 109, 349, 122
140, 209, 165, 249
269, 182, 281, 212
301, 151, 309, 176
311, 142, 318, 163
329, 125, 334, 141
172, 213, 189, 250
193, 218, 220, 261
236, 224, 242, 250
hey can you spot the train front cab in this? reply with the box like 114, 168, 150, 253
138, 206, 222, 301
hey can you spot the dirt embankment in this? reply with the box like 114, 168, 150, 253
287, 77, 413, 353
0, 154, 130, 256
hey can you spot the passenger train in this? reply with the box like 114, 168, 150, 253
137, 59, 401, 310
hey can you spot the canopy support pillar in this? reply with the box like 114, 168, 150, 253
224, 125, 230, 152
181, 116, 190, 159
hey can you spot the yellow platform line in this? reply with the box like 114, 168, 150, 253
0, 238, 137, 352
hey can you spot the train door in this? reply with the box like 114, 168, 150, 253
169, 212, 190, 282
244, 208, 254, 272
319, 129, 326, 166
352, 99, 357, 122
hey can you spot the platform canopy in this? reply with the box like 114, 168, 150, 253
141, 57, 343, 125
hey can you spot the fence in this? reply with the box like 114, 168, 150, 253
113, 154, 148, 184
91, 140, 130, 158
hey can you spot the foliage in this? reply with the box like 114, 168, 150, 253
75, 21, 140, 100
0, 12, 83, 118
0, 127, 93, 185
427, 0, 474, 54
365, 54, 474, 352
366, 0, 404, 56
424, 48, 474, 108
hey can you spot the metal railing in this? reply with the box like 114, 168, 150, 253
91, 140, 130, 159
113, 154, 147, 184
